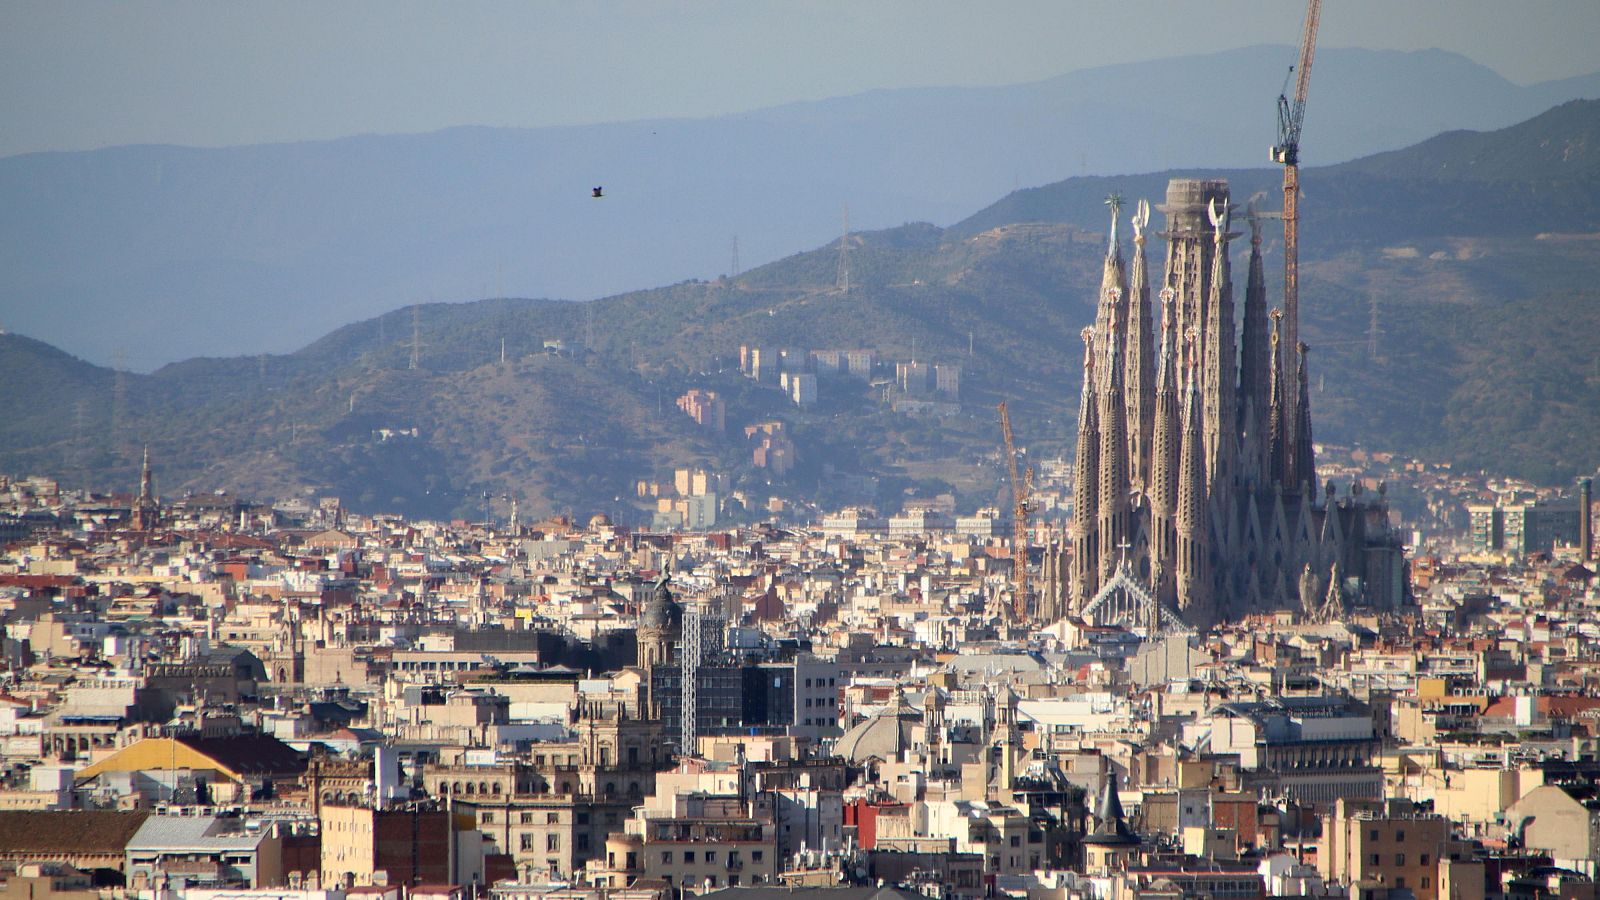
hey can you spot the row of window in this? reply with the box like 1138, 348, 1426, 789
658, 850, 763, 865
449, 780, 642, 798
1369, 852, 1430, 866
663, 874, 763, 888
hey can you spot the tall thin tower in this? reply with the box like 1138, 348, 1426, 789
836, 206, 851, 294
409, 308, 422, 370
111, 349, 129, 455
1367, 295, 1382, 361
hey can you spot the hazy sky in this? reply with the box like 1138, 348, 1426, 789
2, 0, 1597, 159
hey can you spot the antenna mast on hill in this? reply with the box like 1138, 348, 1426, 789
731, 236, 741, 279
409, 307, 422, 370
836, 206, 851, 295
112, 348, 129, 458
73, 400, 89, 491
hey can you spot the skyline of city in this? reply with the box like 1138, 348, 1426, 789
2, 6, 1600, 900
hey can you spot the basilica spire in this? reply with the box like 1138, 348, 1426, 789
1070, 330, 1101, 609
1095, 194, 1130, 386
1125, 199, 1156, 497
1175, 336, 1211, 621
1294, 342, 1317, 500
1201, 197, 1238, 498
1266, 310, 1287, 488
1237, 206, 1272, 486
1098, 302, 1132, 584
1147, 287, 1180, 607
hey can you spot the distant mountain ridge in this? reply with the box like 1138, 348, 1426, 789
2, 45, 1597, 368
2, 99, 1598, 520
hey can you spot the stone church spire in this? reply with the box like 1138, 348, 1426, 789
1098, 303, 1132, 584
1095, 195, 1130, 379
1266, 310, 1287, 488
132, 445, 157, 531
1124, 200, 1156, 497
1070, 330, 1101, 609
1147, 288, 1180, 608
138, 445, 154, 504
1294, 342, 1317, 500
1201, 198, 1238, 497
1237, 207, 1272, 486
1175, 338, 1211, 621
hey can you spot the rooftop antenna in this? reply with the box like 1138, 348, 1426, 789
836, 205, 851, 295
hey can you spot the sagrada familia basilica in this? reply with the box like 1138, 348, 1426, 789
1038, 178, 1409, 630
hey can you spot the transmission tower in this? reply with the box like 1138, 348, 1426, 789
73, 399, 89, 490
409, 307, 422, 370
111, 349, 129, 456
1367, 295, 1383, 362
730, 235, 741, 279
835, 206, 851, 294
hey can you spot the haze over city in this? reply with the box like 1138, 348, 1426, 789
3, 1, 1598, 157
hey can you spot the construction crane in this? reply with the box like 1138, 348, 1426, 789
1271, 0, 1322, 461
998, 401, 1031, 621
